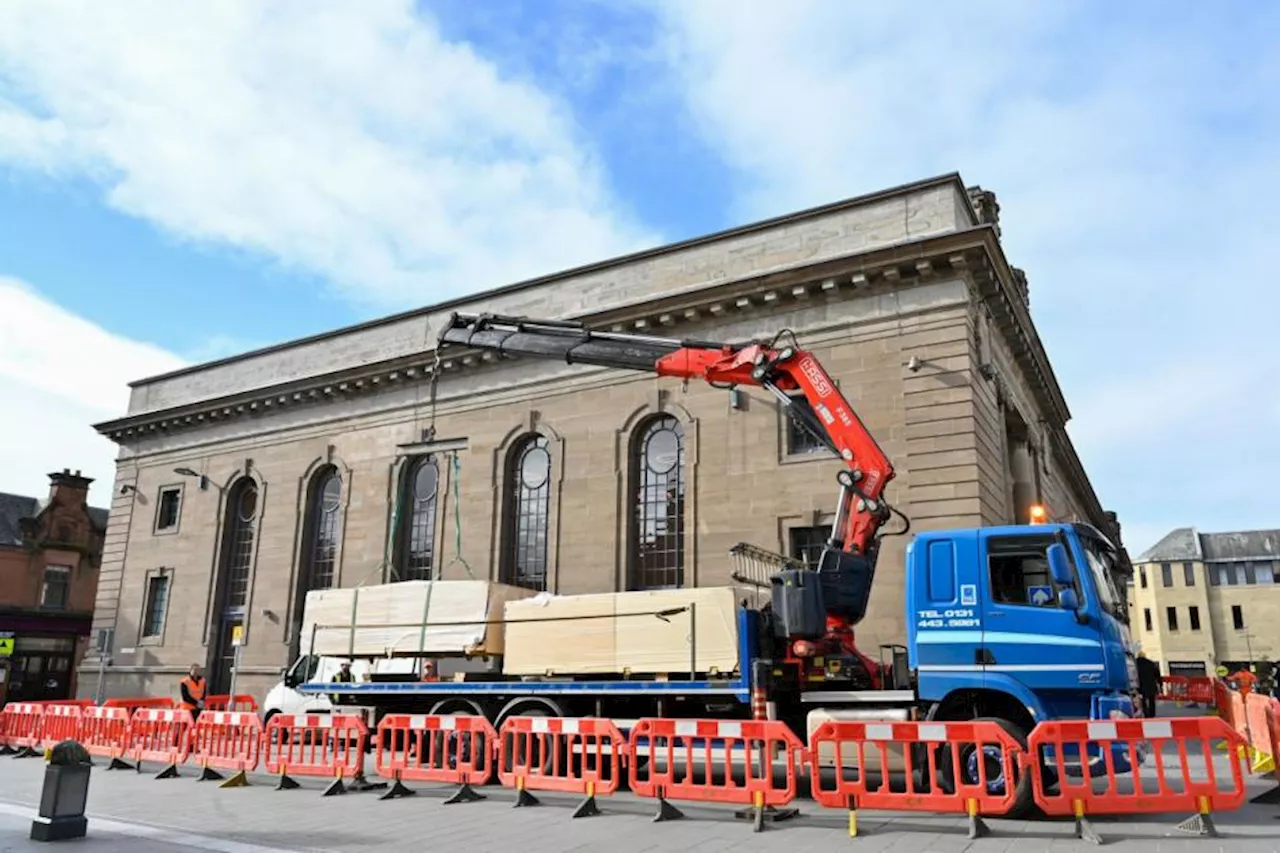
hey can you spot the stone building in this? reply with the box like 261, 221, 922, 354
80, 173, 1129, 701
0, 470, 108, 704
1126, 526, 1279, 678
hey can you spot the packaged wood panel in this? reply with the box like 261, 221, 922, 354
299, 580, 536, 658
501, 586, 746, 676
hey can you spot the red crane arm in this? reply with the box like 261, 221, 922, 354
652, 344, 895, 557
438, 312, 897, 559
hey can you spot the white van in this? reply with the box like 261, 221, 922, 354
262, 654, 420, 720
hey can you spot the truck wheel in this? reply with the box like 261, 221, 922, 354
936, 716, 1036, 820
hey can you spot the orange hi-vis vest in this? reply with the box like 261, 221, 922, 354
180, 675, 206, 710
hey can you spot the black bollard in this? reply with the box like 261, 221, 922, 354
30, 740, 91, 842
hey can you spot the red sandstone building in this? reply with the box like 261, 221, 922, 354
0, 469, 108, 704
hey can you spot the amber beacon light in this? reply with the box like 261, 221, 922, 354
1028, 504, 1048, 524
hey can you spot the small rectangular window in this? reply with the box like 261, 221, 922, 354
986, 534, 1062, 608
1161, 563, 1173, 587
1231, 605, 1244, 631
1143, 608, 1152, 632
1166, 606, 1178, 631
1183, 562, 1195, 586
41, 566, 71, 609
155, 486, 182, 532
141, 573, 170, 639
787, 525, 828, 568
1189, 606, 1200, 631
1139, 568, 1148, 588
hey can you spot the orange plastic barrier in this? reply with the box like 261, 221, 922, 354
808, 720, 1021, 838
102, 697, 175, 714
1244, 694, 1279, 804
375, 713, 497, 803
43, 699, 96, 708
129, 707, 194, 779
1185, 677, 1214, 706
263, 713, 368, 796
189, 710, 262, 786
497, 716, 626, 817
81, 706, 134, 769
205, 694, 258, 713
0, 703, 45, 757
39, 702, 84, 749
1158, 676, 1188, 702
1028, 716, 1248, 842
627, 718, 804, 831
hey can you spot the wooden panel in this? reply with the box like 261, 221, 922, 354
300, 580, 537, 657
502, 586, 744, 676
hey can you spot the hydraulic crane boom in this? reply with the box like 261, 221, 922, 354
438, 312, 907, 685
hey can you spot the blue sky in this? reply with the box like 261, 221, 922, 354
0, 1, 1276, 556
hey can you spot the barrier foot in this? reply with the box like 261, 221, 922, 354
0, 746, 14, 756
13, 747, 38, 759
572, 794, 601, 819
155, 764, 180, 780
322, 778, 347, 797
348, 774, 388, 793
379, 779, 416, 800
512, 787, 540, 808
967, 814, 991, 840
1249, 783, 1280, 805
652, 797, 685, 823
443, 783, 485, 805
275, 773, 300, 791
1174, 812, 1218, 838
198, 765, 225, 782
1074, 814, 1103, 845
218, 771, 249, 789
733, 805, 799, 825
107, 757, 134, 771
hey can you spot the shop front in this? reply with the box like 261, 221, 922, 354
0, 612, 91, 705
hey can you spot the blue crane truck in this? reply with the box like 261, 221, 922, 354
293, 313, 1138, 816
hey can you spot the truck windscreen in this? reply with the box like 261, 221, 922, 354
1080, 537, 1121, 616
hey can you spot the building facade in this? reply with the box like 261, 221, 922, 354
80, 173, 1129, 702
0, 470, 108, 704
1126, 526, 1279, 677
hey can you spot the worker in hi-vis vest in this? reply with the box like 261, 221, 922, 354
179, 663, 207, 719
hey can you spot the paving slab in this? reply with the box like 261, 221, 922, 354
0, 752, 1277, 853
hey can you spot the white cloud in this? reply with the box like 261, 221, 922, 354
0, 1, 659, 310
0, 278, 187, 506
644, 1, 1280, 543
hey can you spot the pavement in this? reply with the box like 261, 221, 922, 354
0, 708, 1277, 853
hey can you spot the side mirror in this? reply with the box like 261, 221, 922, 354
1047, 543, 1073, 586
1058, 587, 1080, 612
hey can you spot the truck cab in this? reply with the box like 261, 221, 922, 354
263, 655, 420, 720
905, 521, 1138, 810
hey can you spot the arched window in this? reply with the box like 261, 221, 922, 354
395, 455, 440, 581
301, 466, 342, 591
502, 434, 551, 591
630, 415, 685, 590
219, 478, 259, 609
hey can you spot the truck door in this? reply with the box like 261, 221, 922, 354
978, 531, 1105, 692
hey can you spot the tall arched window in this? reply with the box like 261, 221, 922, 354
630, 415, 685, 590
395, 455, 439, 581
219, 478, 259, 609
502, 434, 551, 591
301, 466, 342, 591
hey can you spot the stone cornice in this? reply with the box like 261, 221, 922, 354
94, 226, 1068, 465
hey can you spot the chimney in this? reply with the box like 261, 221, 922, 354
48, 468, 95, 505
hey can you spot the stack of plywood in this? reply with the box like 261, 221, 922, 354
501, 586, 746, 677
299, 580, 537, 658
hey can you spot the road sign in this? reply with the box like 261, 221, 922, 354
0, 631, 13, 657
96, 627, 114, 653
1028, 585, 1054, 606
231, 625, 245, 647
1216, 665, 1229, 677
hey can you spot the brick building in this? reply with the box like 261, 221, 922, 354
81, 173, 1130, 701
0, 470, 108, 704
